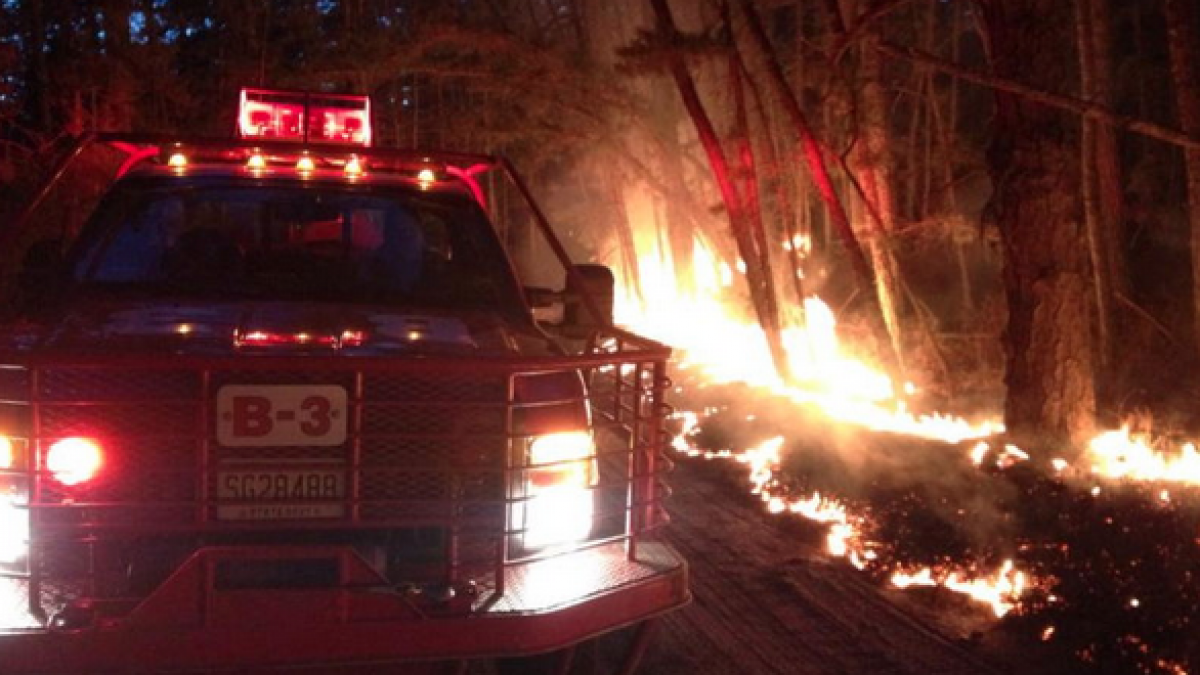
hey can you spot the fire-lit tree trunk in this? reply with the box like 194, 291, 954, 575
606, 170, 645, 306
648, 0, 791, 380
1164, 0, 1200, 354
732, 0, 900, 377
1075, 0, 1117, 413
982, 0, 1096, 449
1087, 0, 1127, 305
732, 0, 875, 294
834, 0, 908, 374
583, 0, 702, 288
652, 105, 703, 284
738, 53, 809, 311
728, 43, 787, 360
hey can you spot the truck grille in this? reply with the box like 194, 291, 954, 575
1, 336, 674, 625
29, 367, 508, 524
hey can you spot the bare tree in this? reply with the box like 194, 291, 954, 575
831, 0, 909, 373
732, 0, 900, 377
647, 0, 791, 379
1076, 0, 1118, 411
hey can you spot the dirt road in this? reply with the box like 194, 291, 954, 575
618, 459, 1003, 675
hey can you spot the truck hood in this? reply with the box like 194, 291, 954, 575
1, 299, 554, 358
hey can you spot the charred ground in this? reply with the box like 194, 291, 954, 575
672, 381, 1200, 675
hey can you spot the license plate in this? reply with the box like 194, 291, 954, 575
216, 385, 348, 447
217, 469, 345, 520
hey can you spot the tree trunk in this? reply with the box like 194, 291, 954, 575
1164, 0, 1200, 353
732, 0, 901, 378
651, 99, 703, 284
982, 0, 1096, 450
733, 0, 874, 293
836, 0, 908, 374
607, 172, 645, 307
1089, 0, 1127, 304
1075, 0, 1115, 411
728, 45, 788, 370
648, 0, 791, 380
739, 54, 810, 311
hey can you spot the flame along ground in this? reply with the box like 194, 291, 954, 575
614, 234, 1200, 620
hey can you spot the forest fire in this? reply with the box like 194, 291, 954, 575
618, 240, 1002, 443
619, 241, 1042, 612
618, 246, 1200, 671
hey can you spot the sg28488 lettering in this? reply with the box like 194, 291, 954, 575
220, 471, 342, 501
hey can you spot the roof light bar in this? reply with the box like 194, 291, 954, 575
238, 88, 372, 147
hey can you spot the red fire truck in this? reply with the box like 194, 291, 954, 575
0, 89, 688, 673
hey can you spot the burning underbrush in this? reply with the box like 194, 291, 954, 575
614, 236, 1200, 672
669, 386, 1200, 675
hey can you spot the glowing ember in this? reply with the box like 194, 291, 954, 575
997, 444, 1029, 469
970, 441, 989, 466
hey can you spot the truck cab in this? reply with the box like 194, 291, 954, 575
0, 90, 687, 673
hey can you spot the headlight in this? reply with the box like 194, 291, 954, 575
520, 431, 596, 550
0, 434, 29, 567
0, 491, 29, 566
529, 432, 594, 489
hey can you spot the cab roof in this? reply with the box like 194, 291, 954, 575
100, 132, 497, 200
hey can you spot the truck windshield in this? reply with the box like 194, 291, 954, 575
70, 181, 525, 313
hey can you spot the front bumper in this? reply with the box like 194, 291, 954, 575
0, 540, 688, 673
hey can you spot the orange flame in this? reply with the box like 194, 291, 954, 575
1086, 427, 1200, 485
681, 428, 1034, 612
619, 236, 1031, 614
610, 233, 1200, 621
616, 235, 1002, 444
891, 560, 1026, 618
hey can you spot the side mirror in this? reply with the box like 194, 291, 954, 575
525, 286, 565, 325
563, 264, 614, 333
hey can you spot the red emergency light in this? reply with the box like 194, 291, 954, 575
238, 88, 372, 147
